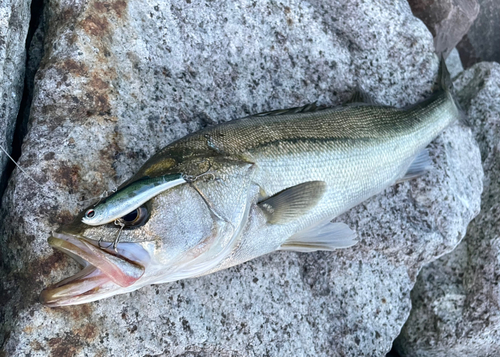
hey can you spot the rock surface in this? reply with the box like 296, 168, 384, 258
395, 62, 500, 357
457, 0, 500, 67
0, 0, 31, 194
0, 0, 483, 356
446, 48, 465, 79
16, 5, 45, 148
408, 0, 479, 57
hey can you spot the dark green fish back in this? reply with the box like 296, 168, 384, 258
132, 88, 457, 180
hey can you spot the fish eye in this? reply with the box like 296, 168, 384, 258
122, 209, 138, 222
85, 209, 95, 218
120, 205, 150, 228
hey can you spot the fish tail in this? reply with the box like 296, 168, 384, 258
437, 54, 453, 93
437, 54, 469, 126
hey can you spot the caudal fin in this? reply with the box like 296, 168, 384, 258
438, 54, 453, 92
435, 54, 469, 126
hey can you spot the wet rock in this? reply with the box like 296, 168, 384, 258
0, 0, 31, 194
0, 0, 482, 356
395, 62, 500, 356
408, 0, 479, 57
457, 0, 500, 67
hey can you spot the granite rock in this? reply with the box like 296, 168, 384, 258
457, 0, 500, 67
446, 48, 465, 80
408, 0, 479, 57
395, 62, 500, 357
0, 0, 31, 194
0, 0, 483, 356
17, 6, 45, 146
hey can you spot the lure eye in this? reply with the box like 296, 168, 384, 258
85, 209, 95, 218
120, 205, 150, 228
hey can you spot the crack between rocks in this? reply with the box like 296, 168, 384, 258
0, 0, 44, 199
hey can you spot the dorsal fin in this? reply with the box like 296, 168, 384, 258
433, 54, 453, 93
345, 86, 379, 105
253, 102, 323, 117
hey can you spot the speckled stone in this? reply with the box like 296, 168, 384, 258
446, 48, 465, 80
395, 62, 500, 357
408, 0, 479, 57
457, 0, 500, 67
0, 0, 31, 192
0, 0, 483, 356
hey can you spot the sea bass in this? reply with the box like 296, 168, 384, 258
41, 59, 460, 306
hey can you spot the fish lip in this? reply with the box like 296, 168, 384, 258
41, 232, 149, 307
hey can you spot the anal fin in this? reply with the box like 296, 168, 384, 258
280, 221, 357, 252
397, 149, 432, 183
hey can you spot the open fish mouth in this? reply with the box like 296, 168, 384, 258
41, 232, 150, 307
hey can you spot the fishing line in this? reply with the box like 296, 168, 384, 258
0, 143, 115, 206
0, 143, 44, 188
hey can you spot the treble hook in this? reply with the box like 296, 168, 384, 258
98, 219, 125, 252
182, 161, 217, 183
187, 182, 227, 223
183, 167, 235, 236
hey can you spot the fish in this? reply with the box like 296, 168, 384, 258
41, 58, 461, 306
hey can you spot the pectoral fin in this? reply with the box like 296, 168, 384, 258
280, 221, 357, 252
258, 181, 326, 224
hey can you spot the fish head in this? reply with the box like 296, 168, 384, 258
41, 156, 258, 306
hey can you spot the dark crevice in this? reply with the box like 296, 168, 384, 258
386, 345, 402, 357
0, 0, 45, 198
